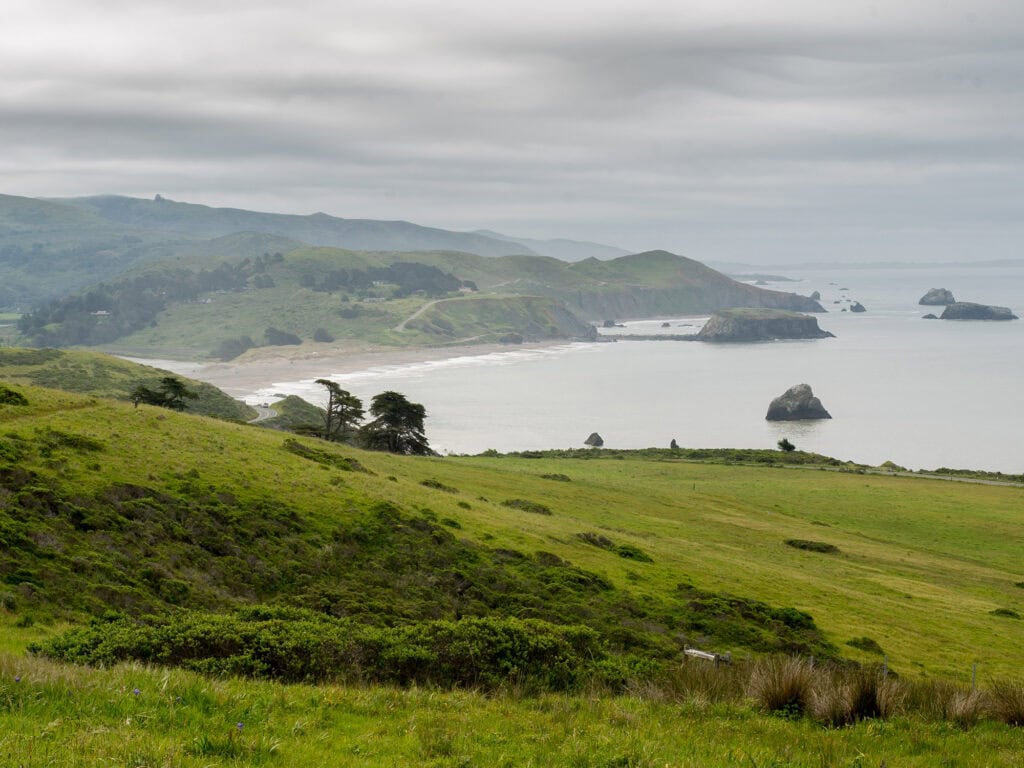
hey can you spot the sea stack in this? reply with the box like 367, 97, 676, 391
919, 288, 956, 306
766, 384, 832, 421
697, 308, 834, 342
584, 432, 604, 447
940, 302, 1018, 321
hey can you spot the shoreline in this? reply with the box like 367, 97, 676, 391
130, 340, 578, 399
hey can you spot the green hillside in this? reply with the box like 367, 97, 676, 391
16, 246, 823, 358
0, 347, 254, 421
3, 383, 1024, 764
2, 382, 1022, 680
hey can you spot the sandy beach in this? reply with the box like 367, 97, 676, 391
163, 340, 569, 399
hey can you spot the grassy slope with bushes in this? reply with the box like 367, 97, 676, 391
3, 383, 1024, 763
0, 347, 254, 421
0, 383, 1021, 679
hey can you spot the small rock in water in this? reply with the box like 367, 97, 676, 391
919, 288, 956, 306
766, 384, 832, 421
850, 301, 866, 313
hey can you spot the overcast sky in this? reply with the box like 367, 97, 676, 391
3, 1, 1024, 263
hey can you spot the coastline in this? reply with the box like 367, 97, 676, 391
150, 340, 575, 399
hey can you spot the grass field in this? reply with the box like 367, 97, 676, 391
3, 642, 1024, 767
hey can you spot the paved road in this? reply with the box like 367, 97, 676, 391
248, 405, 277, 424
393, 298, 445, 332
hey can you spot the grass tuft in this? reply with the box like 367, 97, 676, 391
746, 657, 815, 717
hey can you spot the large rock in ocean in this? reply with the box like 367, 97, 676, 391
766, 384, 832, 421
697, 308, 835, 342
940, 302, 1018, 321
584, 432, 604, 447
919, 288, 956, 306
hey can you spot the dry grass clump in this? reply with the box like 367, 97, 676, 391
988, 680, 1024, 726
811, 666, 904, 726
746, 657, 815, 717
903, 679, 984, 727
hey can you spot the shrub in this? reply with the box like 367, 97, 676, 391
212, 336, 255, 361
577, 532, 615, 549
501, 499, 552, 515
0, 385, 29, 406
264, 327, 302, 346
313, 327, 334, 343
785, 539, 840, 554
846, 636, 884, 655
540, 473, 571, 482
614, 544, 653, 563
420, 479, 459, 493
32, 611, 604, 691
990, 608, 1020, 619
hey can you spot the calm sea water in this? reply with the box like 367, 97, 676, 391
247, 266, 1024, 474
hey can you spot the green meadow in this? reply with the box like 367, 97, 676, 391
2, 379, 1023, 764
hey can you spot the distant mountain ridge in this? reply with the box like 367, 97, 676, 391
57, 195, 537, 257
1, 192, 551, 309
473, 229, 630, 261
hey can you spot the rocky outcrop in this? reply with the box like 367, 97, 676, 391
696, 309, 835, 342
850, 301, 866, 313
922, 313, 938, 320
919, 288, 956, 306
810, 291, 821, 301
584, 432, 604, 447
766, 384, 832, 421
940, 302, 1018, 321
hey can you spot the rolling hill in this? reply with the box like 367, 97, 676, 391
15, 246, 823, 358
1, 381, 1021, 680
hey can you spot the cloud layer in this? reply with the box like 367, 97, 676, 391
3, 0, 1024, 262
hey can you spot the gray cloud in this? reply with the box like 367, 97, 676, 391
3, 0, 1024, 262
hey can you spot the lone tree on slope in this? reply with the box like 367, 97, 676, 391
358, 391, 431, 455
131, 376, 198, 411
315, 378, 364, 442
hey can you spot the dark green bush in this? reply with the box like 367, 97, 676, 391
785, 539, 840, 554
614, 544, 653, 563
0, 385, 29, 406
32, 610, 603, 691
990, 608, 1020, 619
502, 499, 552, 515
846, 636, 884, 655
420, 479, 459, 493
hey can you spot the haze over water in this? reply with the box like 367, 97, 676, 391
252, 265, 1024, 474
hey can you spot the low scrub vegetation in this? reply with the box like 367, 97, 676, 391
502, 498, 553, 515
33, 609, 603, 691
785, 539, 840, 554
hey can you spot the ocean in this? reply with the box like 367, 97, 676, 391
245, 265, 1024, 474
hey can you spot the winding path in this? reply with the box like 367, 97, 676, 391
393, 298, 445, 332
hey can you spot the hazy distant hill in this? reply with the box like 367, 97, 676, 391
0, 193, 539, 310
59, 195, 537, 257
473, 229, 630, 261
